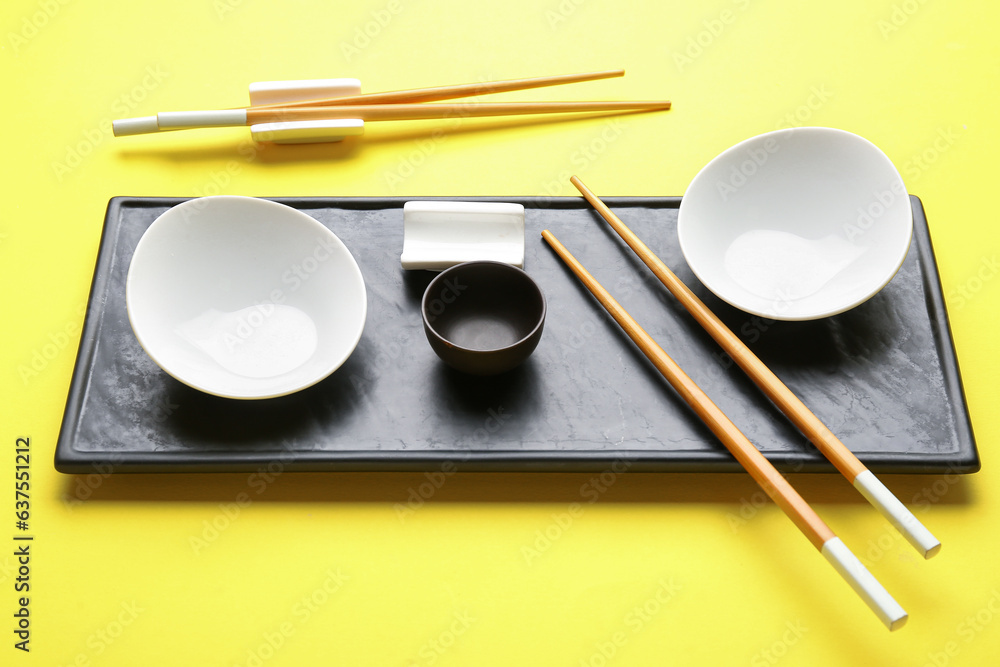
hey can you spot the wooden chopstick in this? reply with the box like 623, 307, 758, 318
569, 175, 940, 559
249, 69, 626, 110
247, 100, 670, 123
541, 229, 907, 631
151, 100, 672, 132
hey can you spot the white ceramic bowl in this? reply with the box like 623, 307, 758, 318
126, 196, 367, 399
677, 127, 913, 320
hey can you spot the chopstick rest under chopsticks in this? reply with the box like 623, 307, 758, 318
541, 229, 907, 631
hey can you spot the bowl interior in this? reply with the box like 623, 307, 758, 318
423, 262, 544, 352
677, 127, 913, 320
126, 196, 367, 399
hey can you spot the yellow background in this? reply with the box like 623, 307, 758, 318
1, 0, 998, 665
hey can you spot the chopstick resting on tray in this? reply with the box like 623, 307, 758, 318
112, 69, 671, 137
542, 229, 908, 631
570, 175, 940, 559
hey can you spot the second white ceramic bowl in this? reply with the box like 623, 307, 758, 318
677, 127, 913, 320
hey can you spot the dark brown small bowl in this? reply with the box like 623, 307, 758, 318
421, 261, 546, 376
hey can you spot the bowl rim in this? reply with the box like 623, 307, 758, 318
421, 260, 546, 354
677, 126, 913, 321
125, 195, 367, 400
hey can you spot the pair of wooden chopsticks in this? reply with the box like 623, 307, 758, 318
112, 69, 671, 137
543, 177, 942, 630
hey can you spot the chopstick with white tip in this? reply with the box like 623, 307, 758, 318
542, 229, 908, 631
160, 101, 669, 129
115, 100, 670, 137
570, 175, 940, 559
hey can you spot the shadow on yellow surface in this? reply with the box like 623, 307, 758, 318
57, 469, 973, 507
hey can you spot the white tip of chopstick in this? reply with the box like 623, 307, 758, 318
112, 116, 160, 136
157, 109, 248, 130
822, 537, 908, 631
853, 470, 941, 558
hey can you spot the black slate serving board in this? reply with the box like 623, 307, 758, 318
54, 196, 978, 473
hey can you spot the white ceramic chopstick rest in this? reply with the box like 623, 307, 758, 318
400, 201, 525, 270
248, 78, 365, 144
821, 536, 908, 631
111, 78, 365, 140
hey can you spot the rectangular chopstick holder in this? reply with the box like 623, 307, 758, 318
248, 78, 365, 144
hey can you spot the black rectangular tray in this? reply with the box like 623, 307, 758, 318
55, 196, 978, 473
